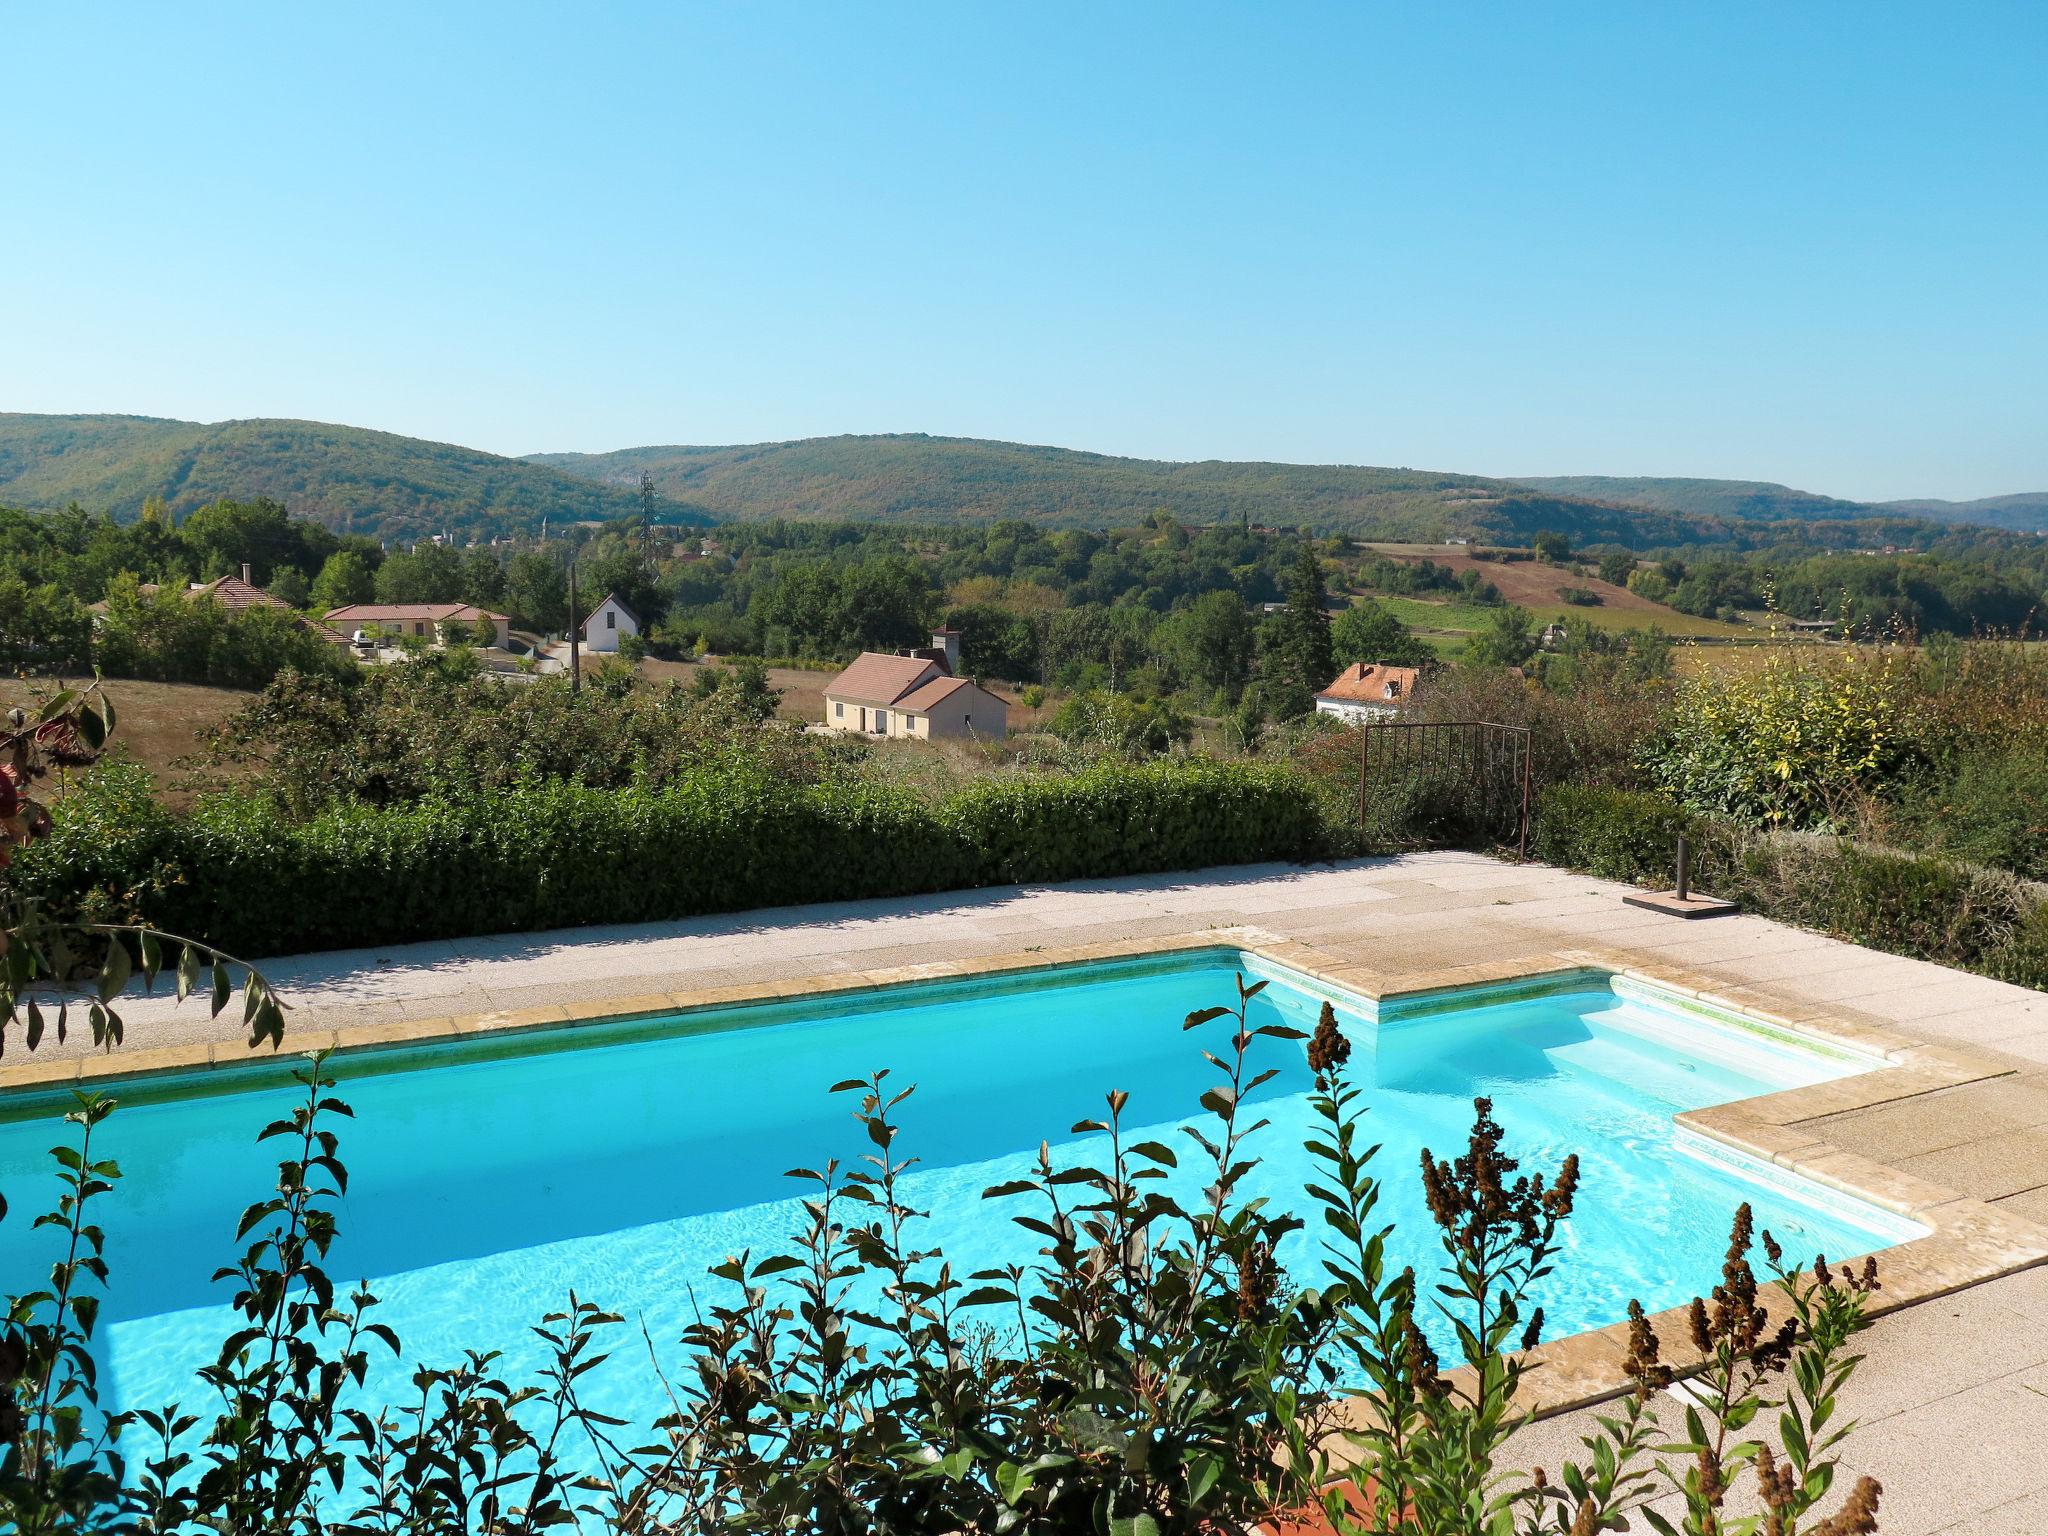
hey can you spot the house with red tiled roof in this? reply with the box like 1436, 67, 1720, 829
822, 630, 1008, 741
324, 603, 511, 648
90, 567, 351, 646
90, 569, 291, 617
1315, 662, 1420, 725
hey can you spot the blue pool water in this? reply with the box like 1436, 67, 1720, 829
0, 953, 1915, 1430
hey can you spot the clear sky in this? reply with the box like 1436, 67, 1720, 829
3, 2, 2042, 501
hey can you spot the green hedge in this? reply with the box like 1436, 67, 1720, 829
20, 760, 1326, 958
1534, 783, 2048, 991
1530, 784, 1694, 883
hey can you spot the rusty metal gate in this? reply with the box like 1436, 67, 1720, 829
1357, 720, 1533, 858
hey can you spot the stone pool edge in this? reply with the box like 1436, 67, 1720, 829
7, 923, 2045, 1422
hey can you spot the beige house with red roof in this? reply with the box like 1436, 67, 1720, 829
324, 603, 511, 648
823, 632, 1008, 741
1315, 662, 1420, 724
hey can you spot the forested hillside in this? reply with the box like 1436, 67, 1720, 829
1514, 475, 1871, 523
0, 414, 702, 539
1519, 473, 2048, 534
7, 413, 2041, 549
529, 433, 1706, 544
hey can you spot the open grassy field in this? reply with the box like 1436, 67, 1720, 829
1372, 595, 1514, 635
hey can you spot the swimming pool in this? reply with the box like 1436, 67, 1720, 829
0, 950, 1918, 1430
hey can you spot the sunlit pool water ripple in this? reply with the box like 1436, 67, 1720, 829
0, 953, 1916, 1436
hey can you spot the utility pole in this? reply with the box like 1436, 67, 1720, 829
567, 559, 581, 697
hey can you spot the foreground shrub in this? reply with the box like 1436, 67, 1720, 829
1896, 747, 2048, 883
90, 576, 356, 691
18, 758, 1328, 957
204, 660, 823, 813
1533, 784, 1693, 883
1990, 904, 2048, 991
1, 986, 1888, 1534
1536, 783, 2047, 986
1642, 648, 1910, 829
943, 759, 1322, 885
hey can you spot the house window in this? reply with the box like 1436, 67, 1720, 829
875, 710, 889, 733
606, 611, 616, 631
834, 701, 844, 719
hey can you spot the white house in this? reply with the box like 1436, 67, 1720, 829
822, 631, 1008, 741
1314, 662, 1421, 724
580, 593, 641, 653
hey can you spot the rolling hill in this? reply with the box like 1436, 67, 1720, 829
527, 433, 1714, 545
3, 413, 2037, 548
1878, 491, 2048, 530
0, 414, 707, 538
1517, 474, 2048, 534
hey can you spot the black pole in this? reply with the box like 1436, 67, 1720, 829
568, 560, 580, 696
1676, 835, 1691, 901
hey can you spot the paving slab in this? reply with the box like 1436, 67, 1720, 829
1900, 1128, 2048, 1202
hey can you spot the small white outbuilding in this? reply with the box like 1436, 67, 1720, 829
580, 593, 641, 653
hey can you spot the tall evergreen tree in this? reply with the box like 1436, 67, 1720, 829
1264, 545, 1335, 716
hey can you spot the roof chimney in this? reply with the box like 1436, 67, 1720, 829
932, 627, 960, 674
241, 563, 252, 585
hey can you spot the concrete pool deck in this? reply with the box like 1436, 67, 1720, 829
9, 850, 2048, 1530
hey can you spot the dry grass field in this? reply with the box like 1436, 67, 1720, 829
2, 676, 254, 806
1359, 543, 1752, 640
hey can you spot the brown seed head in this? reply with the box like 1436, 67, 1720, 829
1623, 1299, 1673, 1402
1810, 1476, 1882, 1536
1307, 1000, 1351, 1077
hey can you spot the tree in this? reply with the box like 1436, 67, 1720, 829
577, 536, 666, 636
1463, 604, 1537, 668
461, 547, 508, 606
374, 543, 464, 604
310, 550, 375, 611
177, 497, 326, 586
266, 568, 311, 608
1597, 550, 1636, 587
1160, 590, 1255, 700
1049, 690, 1192, 756
942, 604, 1040, 683
1262, 547, 1335, 718
505, 552, 567, 631
1331, 598, 1433, 669
0, 577, 92, 672
688, 657, 781, 722
1531, 530, 1571, 563
1627, 567, 1673, 602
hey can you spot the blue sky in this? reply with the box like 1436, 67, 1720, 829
3, 2, 2042, 500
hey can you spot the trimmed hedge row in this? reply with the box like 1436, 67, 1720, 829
20, 759, 1327, 959
1534, 783, 2048, 991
